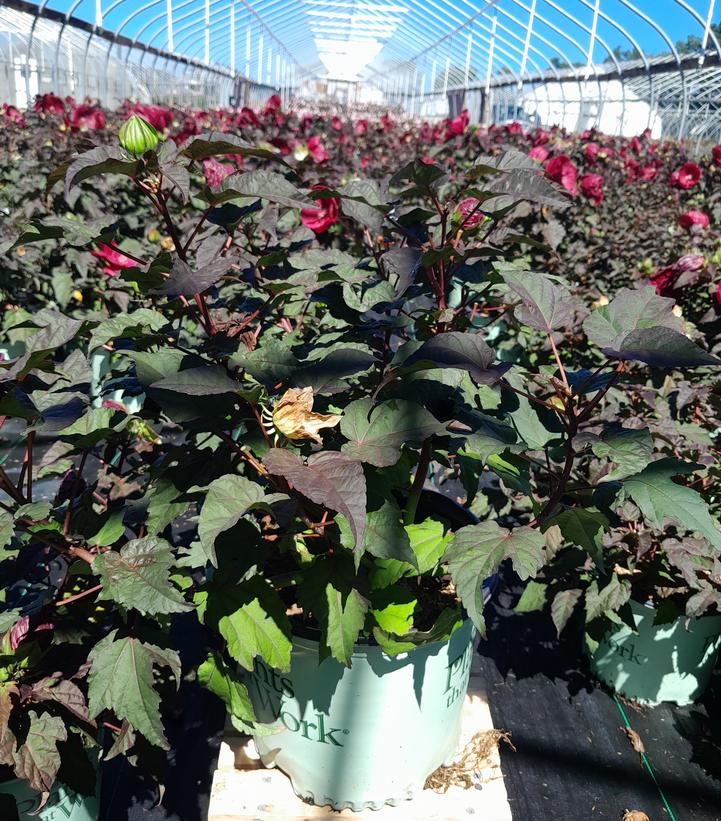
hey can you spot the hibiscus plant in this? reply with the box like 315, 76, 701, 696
1, 107, 721, 808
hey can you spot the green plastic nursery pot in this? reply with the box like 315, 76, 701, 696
0, 778, 99, 821
591, 599, 721, 706
246, 618, 476, 811
90, 349, 143, 413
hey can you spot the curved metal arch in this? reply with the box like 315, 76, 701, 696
107, 0, 164, 90
53, 0, 87, 99
25, 0, 54, 102
673, 0, 721, 60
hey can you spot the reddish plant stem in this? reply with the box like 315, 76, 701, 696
404, 437, 433, 525
106, 242, 147, 266
548, 333, 569, 392
183, 207, 212, 255
0, 467, 27, 505
55, 583, 102, 607
25, 431, 34, 502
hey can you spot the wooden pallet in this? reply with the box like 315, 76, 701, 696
208, 653, 512, 821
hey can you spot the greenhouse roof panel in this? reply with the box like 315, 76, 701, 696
2, 0, 721, 139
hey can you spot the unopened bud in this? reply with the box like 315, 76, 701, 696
119, 114, 160, 157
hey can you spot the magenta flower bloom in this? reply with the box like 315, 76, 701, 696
670, 162, 701, 189
301, 186, 339, 234
579, 173, 604, 205
679, 210, 710, 230
545, 154, 578, 195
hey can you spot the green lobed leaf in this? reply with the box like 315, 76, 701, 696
197, 577, 292, 672
591, 425, 654, 482
500, 269, 575, 332
341, 397, 445, 468
585, 575, 631, 622
89, 308, 167, 352
198, 475, 283, 566
444, 521, 546, 633
93, 537, 191, 616
583, 286, 682, 350
623, 458, 721, 550
460, 412, 522, 463
0, 683, 18, 767
372, 608, 463, 656
151, 366, 239, 396
215, 170, 312, 209
0, 512, 14, 553
58, 408, 116, 446
547, 507, 607, 567
324, 585, 369, 667
232, 340, 300, 386
406, 518, 451, 574
338, 500, 417, 568
514, 580, 548, 613
369, 585, 416, 635
583, 286, 719, 367
87, 631, 181, 749
400, 332, 507, 385
12, 711, 67, 799
198, 652, 255, 726
551, 589, 582, 636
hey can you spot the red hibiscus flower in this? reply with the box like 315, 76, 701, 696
583, 143, 600, 163
354, 119, 368, 136
528, 145, 549, 162
130, 103, 173, 131
639, 163, 659, 181
34, 93, 65, 115
679, 210, 710, 230
380, 113, 394, 132
629, 135, 642, 154
651, 255, 705, 296
716, 280, 721, 306
2, 104, 26, 127
545, 154, 578, 195
263, 94, 282, 115
237, 107, 261, 129
579, 173, 604, 205
457, 197, 485, 227
670, 162, 701, 189
300, 187, 339, 234
91, 244, 138, 277
650, 266, 676, 297
446, 110, 469, 138
202, 157, 234, 189
331, 116, 343, 132
505, 121, 523, 136
712, 145, 721, 169
307, 135, 329, 164
67, 104, 106, 130
360, 156, 371, 169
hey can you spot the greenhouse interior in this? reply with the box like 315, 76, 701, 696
2, 1, 721, 820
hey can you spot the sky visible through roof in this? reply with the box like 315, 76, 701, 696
21, 0, 721, 83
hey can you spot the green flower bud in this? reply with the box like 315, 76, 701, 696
119, 114, 160, 157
